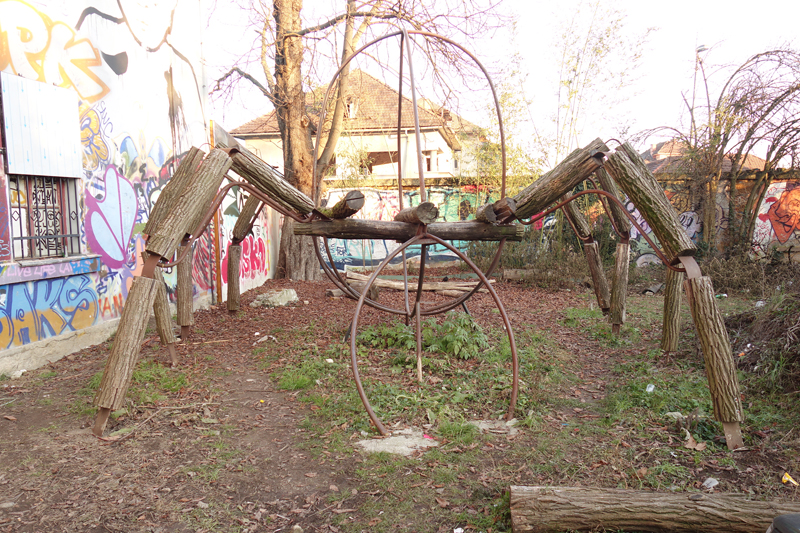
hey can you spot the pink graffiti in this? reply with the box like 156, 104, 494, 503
85, 166, 137, 269
221, 235, 267, 284
192, 234, 214, 291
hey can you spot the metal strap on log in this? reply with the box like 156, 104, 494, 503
605, 143, 695, 263
228, 148, 314, 216
294, 219, 524, 241
514, 138, 608, 220
510, 485, 800, 533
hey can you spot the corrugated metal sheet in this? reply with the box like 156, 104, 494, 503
1, 72, 83, 178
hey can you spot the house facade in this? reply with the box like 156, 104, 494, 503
0, 0, 279, 376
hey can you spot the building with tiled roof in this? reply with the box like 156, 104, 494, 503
641, 141, 767, 175
230, 70, 482, 186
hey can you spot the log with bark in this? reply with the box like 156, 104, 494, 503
605, 143, 695, 263
610, 242, 630, 332
143, 147, 204, 236
594, 167, 632, 237
394, 202, 439, 224
318, 190, 365, 220
226, 244, 242, 312
228, 147, 315, 216
510, 485, 800, 533
177, 243, 193, 337
152, 265, 177, 366
475, 203, 498, 224
661, 268, 684, 352
346, 270, 491, 293
514, 139, 608, 220
232, 194, 262, 242
294, 219, 524, 241
583, 241, 611, 313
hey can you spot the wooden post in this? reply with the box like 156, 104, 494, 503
294, 219, 524, 241
226, 244, 241, 312
610, 242, 629, 334
394, 202, 439, 224
583, 242, 611, 313
93, 276, 160, 435
152, 266, 178, 366
228, 148, 314, 216
514, 139, 608, 220
684, 274, 744, 449
605, 143, 696, 263
318, 190, 365, 219
661, 268, 684, 353
177, 243, 193, 340
510, 485, 800, 533
147, 149, 231, 259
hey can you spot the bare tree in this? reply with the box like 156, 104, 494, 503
213, 0, 509, 280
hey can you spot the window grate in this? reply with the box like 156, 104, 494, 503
8, 175, 81, 259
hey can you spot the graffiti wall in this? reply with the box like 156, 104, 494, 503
321, 186, 493, 270
0, 0, 275, 358
753, 181, 800, 260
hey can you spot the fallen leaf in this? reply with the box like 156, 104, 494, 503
305, 472, 317, 478
435, 497, 449, 508
368, 518, 382, 526
3, 415, 17, 421
683, 429, 707, 451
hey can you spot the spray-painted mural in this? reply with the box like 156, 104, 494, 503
753, 181, 800, 260
0, 0, 277, 362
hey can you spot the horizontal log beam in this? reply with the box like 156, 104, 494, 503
294, 219, 524, 241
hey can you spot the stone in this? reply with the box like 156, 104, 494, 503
356, 428, 439, 456
249, 289, 299, 308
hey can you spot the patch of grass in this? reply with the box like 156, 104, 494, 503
438, 418, 478, 446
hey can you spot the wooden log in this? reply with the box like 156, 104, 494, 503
561, 196, 592, 240
394, 202, 439, 224
514, 139, 608, 220
177, 243, 193, 328
492, 197, 516, 222
584, 242, 611, 312
510, 485, 800, 533
226, 244, 241, 312
503, 269, 537, 281
294, 219, 524, 241
147, 149, 231, 259
318, 190, 365, 220
610, 242, 630, 331
93, 276, 160, 434
152, 266, 177, 366
475, 203, 497, 224
143, 147, 204, 236
595, 167, 632, 236
346, 270, 491, 292
605, 143, 696, 263
661, 268, 684, 352
684, 276, 744, 436
228, 148, 314, 216
232, 194, 262, 242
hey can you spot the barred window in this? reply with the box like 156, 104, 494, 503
8, 175, 81, 259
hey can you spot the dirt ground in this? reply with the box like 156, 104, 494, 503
1, 272, 798, 533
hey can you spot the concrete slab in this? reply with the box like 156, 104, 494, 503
356, 428, 439, 456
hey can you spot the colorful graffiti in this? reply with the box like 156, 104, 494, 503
85, 166, 137, 268
221, 235, 268, 285
754, 182, 800, 257
0, 0, 109, 102
0, 274, 98, 348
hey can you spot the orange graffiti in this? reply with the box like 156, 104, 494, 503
768, 187, 800, 244
0, 0, 109, 102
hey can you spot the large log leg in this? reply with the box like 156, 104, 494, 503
152, 266, 178, 366
683, 269, 744, 450
610, 242, 629, 334
661, 268, 684, 353
177, 243, 194, 340
583, 241, 611, 314
93, 276, 159, 436
226, 244, 242, 312
510, 485, 800, 533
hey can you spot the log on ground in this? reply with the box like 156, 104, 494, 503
346, 270, 491, 293
510, 485, 800, 533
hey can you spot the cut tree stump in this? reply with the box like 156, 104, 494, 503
514, 138, 608, 219
318, 190, 365, 220
475, 203, 498, 224
610, 242, 630, 333
227, 244, 241, 312
661, 268, 684, 352
93, 276, 160, 435
605, 143, 695, 263
295, 219, 524, 241
394, 202, 439, 224
510, 485, 800, 533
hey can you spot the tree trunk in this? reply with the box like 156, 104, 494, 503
605, 143, 696, 263
703, 172, 721, 249
510, 485, 800, 533
274, 0, 319, 280
661, 268, 684, 352
610, 242, 629, 330
583, 242, 610, 313
684, 276, 744, 429
152, 266, 176, 346
227, 244, 242, 312
513, 139, 608, 220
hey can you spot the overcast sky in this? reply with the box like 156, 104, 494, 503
203, 0, 800, 156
